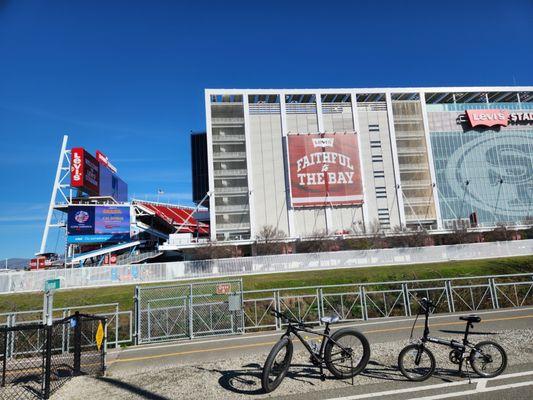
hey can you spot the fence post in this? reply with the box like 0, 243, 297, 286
189, 284, 194, 339
73, 312, 81, 375
115, 304, 119, 349
360, 286, 368, 321
43, 325, 52, 399
133, 286, 139, 345
275, 291, 281, 331
103, 318, 108, 377
402, 283, 411, 317
1, 330, 7, 387
489, 278, 499, 309
317, 288, 323, 325
445, 280, 455, 313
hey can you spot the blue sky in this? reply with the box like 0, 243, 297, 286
0, 0, 531, 259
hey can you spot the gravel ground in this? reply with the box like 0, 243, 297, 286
53, 329, 533, 400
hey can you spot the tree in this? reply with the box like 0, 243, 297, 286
448, 220, 473, 244
186, 243, 240, 260
388, 226, 431, 248
254, 225, 286, 255
294, 230, 332, 253
484, 224, 512, 242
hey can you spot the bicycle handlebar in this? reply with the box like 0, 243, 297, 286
270, 309, 308, 326
420, 297, 437, 312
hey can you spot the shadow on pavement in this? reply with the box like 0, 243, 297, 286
98, 376, 172, 400
200, 359, 475, 396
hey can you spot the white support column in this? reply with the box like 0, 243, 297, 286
315, 92, 332, 233
351, 92, 370, 233
419, 92, 443, 229
280, 94, 295, 237
39, 135, 69, 255
243, 94, 256, 239
385, 92, 407, 228
205, 91, 217, 242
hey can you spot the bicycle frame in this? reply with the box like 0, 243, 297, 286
417, 304, 476, 367
280, 319, 354, 366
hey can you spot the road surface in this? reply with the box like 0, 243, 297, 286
55, 306, 533, 399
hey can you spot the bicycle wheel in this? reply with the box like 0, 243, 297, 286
469, 341, 507, 378
324, 328, 370, 379
398, 344, 436, 381
261, 337, 293, 393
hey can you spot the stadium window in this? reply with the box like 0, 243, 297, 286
370, 140, 382, 148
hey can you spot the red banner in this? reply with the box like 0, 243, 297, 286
287, 133, 363, 207
71, 148, 100, 195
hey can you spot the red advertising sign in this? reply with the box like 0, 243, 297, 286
465, 109, 509, 128
71, 148, 100, 195
287, 133, 363, 207
96, 150, 118, 173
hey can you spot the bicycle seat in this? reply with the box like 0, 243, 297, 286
459, 315, 481, 323
320, 316, 340, 324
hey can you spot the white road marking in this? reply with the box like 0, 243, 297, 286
325, 370, 533, 400
476, 378, 487, 390
406, 381, 533, 400
120, 306, 533, 354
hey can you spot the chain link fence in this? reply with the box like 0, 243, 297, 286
0, 313, 106, 400
0, 303, 131, 353
135, 280, 244, 344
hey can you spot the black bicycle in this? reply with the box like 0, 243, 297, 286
398, 298, 507, 381
262, 309, 370, 393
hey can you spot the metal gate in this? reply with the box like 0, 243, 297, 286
135, 280, 244, 344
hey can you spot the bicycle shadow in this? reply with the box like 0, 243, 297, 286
196, 362, 331, 396
197, 360, 472, 396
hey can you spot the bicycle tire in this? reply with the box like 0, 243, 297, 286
324, 328, 370, 379
261, 337, 293, 393
398, 344, 436, 381
469, 340, 507, 378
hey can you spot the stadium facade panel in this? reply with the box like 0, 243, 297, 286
200, 87, 533, 241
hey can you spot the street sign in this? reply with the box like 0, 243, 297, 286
95, 321, 104, 351
44, 278, 60, 292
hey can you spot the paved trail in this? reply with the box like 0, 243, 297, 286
54, 307, 533, 400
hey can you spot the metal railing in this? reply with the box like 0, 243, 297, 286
0, 303, 132, 356
242, 273, 533, 332
0, 240, 531, 294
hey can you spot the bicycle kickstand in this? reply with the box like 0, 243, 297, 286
463, 359, 472, 384
351, 356, 354, 386
319, 362, 326, 382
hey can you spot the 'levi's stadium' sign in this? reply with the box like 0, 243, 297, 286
71, 148, 100, 195
287, 133, 363, 207
463, 109, 533, 128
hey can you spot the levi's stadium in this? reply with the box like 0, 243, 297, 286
31, 86, 533, 269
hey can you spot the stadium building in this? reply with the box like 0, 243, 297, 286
193, 87, 533, 241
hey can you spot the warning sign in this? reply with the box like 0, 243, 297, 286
216, 283, 231, 295
95, 321, 104, 351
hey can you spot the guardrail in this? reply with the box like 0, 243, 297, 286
0, 240, 531, 294
242, 273, 533, 332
